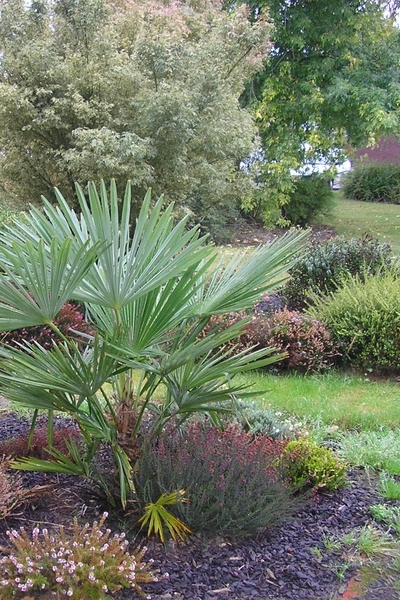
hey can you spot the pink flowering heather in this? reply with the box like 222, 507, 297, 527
0, 514, 157, 599
136, 421, 300, 537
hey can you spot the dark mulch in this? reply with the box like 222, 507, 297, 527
229, 221, 337, 247
0, 413, 399, 600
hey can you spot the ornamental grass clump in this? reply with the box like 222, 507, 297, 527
135, 421, 300, 538
0, 513, 157, 599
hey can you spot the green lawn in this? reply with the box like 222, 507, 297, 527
235, 370, 400, 431
316, 192, 400, 255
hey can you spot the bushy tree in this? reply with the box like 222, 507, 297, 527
0, 0, 269, 229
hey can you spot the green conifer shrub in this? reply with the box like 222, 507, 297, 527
309, 267, 400, 372
281, 438, 347, 492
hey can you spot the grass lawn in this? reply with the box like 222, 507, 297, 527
316, 191, 400, 255
235, 370, 400, 431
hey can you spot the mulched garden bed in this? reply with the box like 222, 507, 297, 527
0, 412, 398, 600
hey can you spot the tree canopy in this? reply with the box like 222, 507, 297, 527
240, 0, 400, 223
0, 0, 269, 236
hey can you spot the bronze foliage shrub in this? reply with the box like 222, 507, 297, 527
206, 309, 338, 373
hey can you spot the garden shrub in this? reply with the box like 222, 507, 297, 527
205, 309, 337, 372
135, 421, 299, 538
0, 302, 92, 350
281, 235, 394, 311
281, 437, 347, 492
0, 513, 156, 599
245, 309, 339, 372
309, 267, 400, 372
282, 173, 335, 226
0, 422, 82, 460
235, 401, 293, 439
342, 163, 400, 204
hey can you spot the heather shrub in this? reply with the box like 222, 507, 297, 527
282, 174, 335, 226
281, 437, 347, 492
135, 421, 298, 537
281, 235, 394, 311
309, 267, 400, 372
0, 302, 92, 350
342, 163, 400, 204
0, 513, 157, 599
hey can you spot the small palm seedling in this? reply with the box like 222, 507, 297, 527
138, 489, 193, 543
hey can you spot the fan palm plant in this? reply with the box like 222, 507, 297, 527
0, 180, 308, 506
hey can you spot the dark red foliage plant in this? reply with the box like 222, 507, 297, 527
0, 423, 82, 460
243, 309, 339, 373
135, 421, 302, 538
203, 309, 339, 373
0, 302, 92, 350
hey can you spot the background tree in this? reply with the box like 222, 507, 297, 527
239, 0, 400, 223
0, 0, 269, 238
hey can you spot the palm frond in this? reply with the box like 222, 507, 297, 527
0, 238, 102, 329
195, 228, 309, 315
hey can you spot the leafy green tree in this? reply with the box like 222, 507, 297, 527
0, 180, 308, 507
0, 0, 269, 233
239, 0, 400, 223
